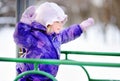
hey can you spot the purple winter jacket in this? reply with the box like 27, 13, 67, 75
14, 21, 83, 81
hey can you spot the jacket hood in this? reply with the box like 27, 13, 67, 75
31, 21, 57, 37
31, 21, 47, 32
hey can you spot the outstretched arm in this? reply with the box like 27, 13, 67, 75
80, 18, 94, 31
59, 24, 83, 44
59, 18, 94, 44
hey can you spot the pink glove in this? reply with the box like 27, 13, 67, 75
20, 6, 36, 25
80, 18, 94, 31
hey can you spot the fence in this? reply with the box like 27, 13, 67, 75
0, 51, 120, 81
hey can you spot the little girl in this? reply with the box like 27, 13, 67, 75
14, 2, 94, 81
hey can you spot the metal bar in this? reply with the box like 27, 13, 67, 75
1, 51, 120, 80
65, 53, 68, 60
34, 63, 38, 71
67, 59, 91, 81
90, 79, 120, 81
0, 57, 120, 67
25, 0, 36, 7
16, 0, 26, 22
14, 70, 57, 81
81, 66, 91, 81
61, 51, 120, 56
16, 0, 27, 58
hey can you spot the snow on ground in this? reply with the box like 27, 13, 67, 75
0, 23, 120, 81
0, 26, 16, 81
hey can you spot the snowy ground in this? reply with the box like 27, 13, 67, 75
0, 26, 16, 81
0, 23, 120, 81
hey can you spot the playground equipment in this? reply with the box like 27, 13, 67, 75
0, 51, 120, 81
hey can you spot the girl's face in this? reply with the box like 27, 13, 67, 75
47, 21, 63, 34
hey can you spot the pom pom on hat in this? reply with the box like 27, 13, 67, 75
34, 2, 67, 27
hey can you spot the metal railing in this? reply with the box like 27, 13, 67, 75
0, 51, 120, 81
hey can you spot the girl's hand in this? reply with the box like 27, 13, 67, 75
80, 18, 94, 31
20, 6, 36, 25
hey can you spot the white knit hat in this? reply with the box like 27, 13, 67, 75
34, 2, 67, 27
